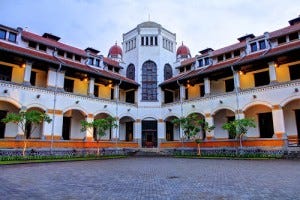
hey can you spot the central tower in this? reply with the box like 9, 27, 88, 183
122, 21, 176, 106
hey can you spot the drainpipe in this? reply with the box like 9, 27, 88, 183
177, 80, 184, 147
50, 49, 63, 155
115, 80, 122, 148
231, 66, 240, 120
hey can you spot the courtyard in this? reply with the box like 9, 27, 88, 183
0, 157, 299, 200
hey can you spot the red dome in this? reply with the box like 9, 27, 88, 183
108, 43, 122, 57
176, 43, 190, 57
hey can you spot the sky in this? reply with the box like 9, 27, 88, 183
2, 0, 300, 57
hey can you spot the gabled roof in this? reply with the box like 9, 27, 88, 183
269, 22, 300, 39
160, 39, 300, 86
0, 40, 138, 86
103, 57, 123, 69
211, 41, 246, 56
180, 57, 196, 67
22, 31, 86, 57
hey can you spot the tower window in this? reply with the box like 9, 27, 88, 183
259, 40, 266, 50
250, 42, 257, 52
8, 32, 16, 42
277, 36, 286, 44
0, 29, 6, 40
141, 37, 144, 46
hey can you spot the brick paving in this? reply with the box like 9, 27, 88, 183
0, 158, 299, 200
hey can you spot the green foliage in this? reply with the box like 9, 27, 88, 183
222, 118, 256, 139
172, 114, 215, 141
81, 116, 118, 141
1, 110, 52, 136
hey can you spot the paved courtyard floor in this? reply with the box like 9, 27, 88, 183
0, 157, 299, 200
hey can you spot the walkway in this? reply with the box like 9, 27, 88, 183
0, 158, 299, 199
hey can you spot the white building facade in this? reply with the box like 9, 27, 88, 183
0, 17, 300, 149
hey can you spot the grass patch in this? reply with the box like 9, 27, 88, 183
0, 155, 127, 165
173, 154, 283, 160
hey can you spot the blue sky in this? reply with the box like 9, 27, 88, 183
2, 0, 299, 56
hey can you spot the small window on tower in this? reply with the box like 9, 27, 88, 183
155, 36, 158, 45
141, 37, 144, 46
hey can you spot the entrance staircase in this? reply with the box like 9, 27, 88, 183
285, 146, 300, 159
130, 148, 171, 157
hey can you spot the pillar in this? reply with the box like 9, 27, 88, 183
85, 114, 94, 141
114, 84, 119, 100
111, 117, 119, 140
47, 68, 65, 90
23, 61, 32, 86
268, 61, 278, 83
179, 84, 185, 101
205, 113, 214, 140
233, 70, 241, 90
158, 119, 165, 144
272, 105, 286, 138
44, 109, 63, 140
134, 119, 142, 146
235, 110, 245, 120
88, 78, 95, 97
204, 77, 211, 96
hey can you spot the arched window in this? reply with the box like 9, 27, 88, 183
142, 61, 157, 101
126, 64, 135, 80
164, 64, 173, 80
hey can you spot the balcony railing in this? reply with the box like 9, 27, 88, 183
0, 80, 137, 107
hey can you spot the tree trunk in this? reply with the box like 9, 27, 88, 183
197, 143, 201, 156
22, 139, 27, 156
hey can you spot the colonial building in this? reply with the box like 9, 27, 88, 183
0, 16, 299, 150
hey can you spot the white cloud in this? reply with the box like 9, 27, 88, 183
2, 0, 299, 56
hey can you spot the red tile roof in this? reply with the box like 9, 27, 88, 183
103, 57, 122, 68
269, 23, 300, 39
211, 41, 246, 56
180, 57, 196, 66
0, 40, 138, 86
161, 39, 300, 86
22, 31, 87, 57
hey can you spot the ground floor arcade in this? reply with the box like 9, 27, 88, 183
0, 98, 299, 148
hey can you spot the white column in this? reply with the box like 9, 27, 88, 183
23, 61, 32, 85
205, 113, 214, 140
114, 84, 119, 100
85, 115, 94, 141
88, 78, 95, 97
179, 84, 185, 101
158, 119, 165, 143
233, 71, 241, 90
268, 61, 278, 83
47, 68, 65, 89
272, 106, 286, 139
134, 120, 142, 146
235, 110, 245, 120
204, 77, 211, 95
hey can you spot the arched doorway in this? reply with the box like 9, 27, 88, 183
164, 116, 180, 141
142, 118, 157, 147
0, 101, 19, 138
62, 109, 86, 140
283, 99, 300, 145
244, 104, 274, 138
94, 113, 113, 141
26, 107, 45, 139
187, 113, 205, 139
119, 116, 135, 141
213, 109, 235, 139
